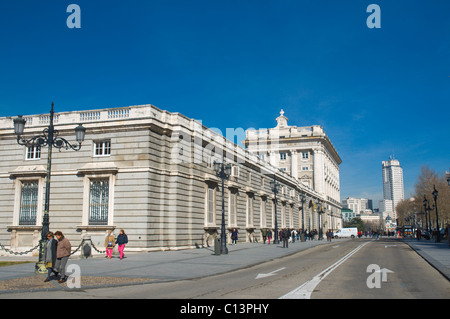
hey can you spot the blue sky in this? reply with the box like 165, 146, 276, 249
0, 1, 449, 207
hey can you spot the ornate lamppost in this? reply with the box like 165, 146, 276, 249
213, 158, 232, 255
432, 185, 440, 243
270, 175, 281, 244
300, 193, 306, 232
317, 201, 325, 240
422, 196, 430, 235
446, 170, 450, 187
14, 102, 86, 273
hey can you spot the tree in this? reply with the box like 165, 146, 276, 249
345, 217, 365, 232
396, 198, 415, 226
412, 166, 450, 228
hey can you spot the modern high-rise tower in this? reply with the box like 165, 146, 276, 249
382, 156, 404, 220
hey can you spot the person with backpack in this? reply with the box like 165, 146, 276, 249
261, 228, 268, 244
105, 230, 115, 259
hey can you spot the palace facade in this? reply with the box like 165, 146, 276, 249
244, 110, 342, 230
0, 104, 341, 254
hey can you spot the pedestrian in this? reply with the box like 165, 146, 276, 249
431, 228, 437, 241
54, 231, 71, 283
282, 228, 290, 248
105, 230, 115, 259
116, 229, 128, 260
326, 229, 332, 242
261, 228, 267, 244
446, 224, 450, 247
231, 228, 238, 245
267, 229, 272, 244
43, 231, 58, 282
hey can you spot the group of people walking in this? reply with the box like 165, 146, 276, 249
230, 228, 329, 248
44, 231, 72, 283
105, 229, 129, 259
43, 229, 128, 283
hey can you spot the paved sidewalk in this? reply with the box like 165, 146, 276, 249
0, 236, 448, 295
0, 238, 331, 294
402, 237, 450, 280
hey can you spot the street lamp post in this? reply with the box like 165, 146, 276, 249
317, 201, 324, 240
418, 211, 425, 231
300, 193, 306, 232
213, 158, 232, 255
432, 185, 440, 243
423, 196, 432, 235
446, 170, 450, 187
14, 102, 86, 273
270, 175, 280, 245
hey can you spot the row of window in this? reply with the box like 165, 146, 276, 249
280, 152, 309, 160
280, 166, 310, 172
258, 152, 310, 161
18, 180, 301, 229
206, 188, 295, 229
25, 141, 111, 160
17, 179, 110, 226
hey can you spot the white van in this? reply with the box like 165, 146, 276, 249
333, 228, 358, 239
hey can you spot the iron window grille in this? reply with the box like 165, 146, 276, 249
19, 181, 38, 225
88, 179, 109, 225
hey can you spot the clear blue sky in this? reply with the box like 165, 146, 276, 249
1, 1, 449, 207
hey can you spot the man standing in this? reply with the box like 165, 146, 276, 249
261, 228, 267, 244
282, 228, 290, 248
54, 231, 72, 283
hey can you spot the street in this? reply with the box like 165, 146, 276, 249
3, 238, 449, 299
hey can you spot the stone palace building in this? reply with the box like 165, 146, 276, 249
0, 104, 342, 254
244, 110, 342, 231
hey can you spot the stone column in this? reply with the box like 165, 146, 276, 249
313, 147, 325, 194
291, 150, 298, 180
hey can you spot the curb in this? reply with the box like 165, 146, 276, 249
0, 240, 332, 295
402, 240, 450, 281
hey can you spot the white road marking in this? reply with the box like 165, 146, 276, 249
255, 267, 286, 279
279, 241, 372, 299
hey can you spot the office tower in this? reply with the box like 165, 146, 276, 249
382, 156, 404, 220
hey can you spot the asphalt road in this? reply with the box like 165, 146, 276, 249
4, 238, 449, 299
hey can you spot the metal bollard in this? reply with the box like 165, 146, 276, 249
214, 237, 221, 255
81, 236, 92, 258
